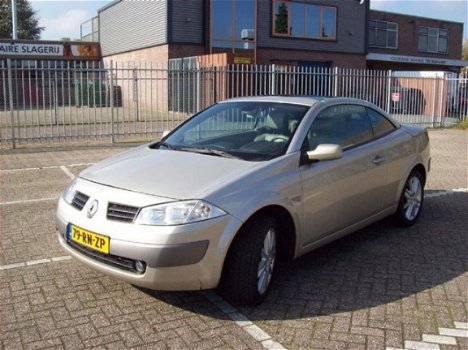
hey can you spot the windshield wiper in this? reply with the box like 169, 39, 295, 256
178, 147, 239, 159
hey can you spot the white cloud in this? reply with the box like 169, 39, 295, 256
40, 9, 91, 40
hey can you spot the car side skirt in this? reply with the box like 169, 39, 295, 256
297, 206, 397, 258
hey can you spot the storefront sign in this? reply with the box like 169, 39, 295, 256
366, 53, 466, 67
0, 41, 100, 60
234, 56, 253, 64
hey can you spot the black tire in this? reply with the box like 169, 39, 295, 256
394, 170, 424, 226
219, 216, 278, 305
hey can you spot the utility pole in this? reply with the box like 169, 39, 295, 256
8, 0, 18, 148
11, 0, 18, 39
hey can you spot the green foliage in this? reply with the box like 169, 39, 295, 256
462, 39, 468, 60
274, 2, 288, 35
0, 0, 44, 40
461, 39, 468, 77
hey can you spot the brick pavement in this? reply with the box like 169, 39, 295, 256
0, 129, 467, 349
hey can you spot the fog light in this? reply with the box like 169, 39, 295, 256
134, 260, 146, 273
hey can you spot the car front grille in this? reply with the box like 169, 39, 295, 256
65, 238, 146, 274
107, 203, 139, 222
71, 191, 90, 210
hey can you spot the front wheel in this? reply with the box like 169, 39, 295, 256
220, 216, 278, 305
394, 170, 424, 226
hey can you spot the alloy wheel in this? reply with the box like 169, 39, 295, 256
403, 176, 422, 221
257, 228, 276, 295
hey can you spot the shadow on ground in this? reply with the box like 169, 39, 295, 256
142, 192, 468, 321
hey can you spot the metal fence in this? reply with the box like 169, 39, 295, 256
1, 60, 467, 148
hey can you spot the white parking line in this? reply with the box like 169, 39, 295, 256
0, 256, 71, 270
204, 291, 287, 349
60, 165, 76, 180
425, 188, 468, 198
0, 197, 58, 205
0, 163, 94, 173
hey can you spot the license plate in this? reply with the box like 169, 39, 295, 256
68, 224, 110, 254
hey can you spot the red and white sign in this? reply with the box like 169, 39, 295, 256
391, 92, 400, 102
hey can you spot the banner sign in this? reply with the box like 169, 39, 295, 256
0, 41, 101, 60
366, 53, 466, 67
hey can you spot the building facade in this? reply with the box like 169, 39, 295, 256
93, 0, 369, 69
82, 0, 465, 71
367, 10, 464, 71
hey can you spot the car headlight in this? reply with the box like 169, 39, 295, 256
63, 178, 77, 205
134, 200, 226, 226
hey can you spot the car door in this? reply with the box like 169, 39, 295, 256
299, 104, 390, 247
365, 107, 408, 209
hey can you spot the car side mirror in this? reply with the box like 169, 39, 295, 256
306, 144, 343, 162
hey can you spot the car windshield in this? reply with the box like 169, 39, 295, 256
155, 102, 310, 161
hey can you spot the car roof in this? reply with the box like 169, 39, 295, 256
219, 96, 375, 107
219, 96, 326, 106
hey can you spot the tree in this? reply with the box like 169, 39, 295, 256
0, 0, 44, 40
462, 39, 468, 61
274, 2, 288, 35
461, 39, 468, 77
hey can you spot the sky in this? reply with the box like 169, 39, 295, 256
28, 0, 468, 41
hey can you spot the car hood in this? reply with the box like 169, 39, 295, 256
80, 145, 260, 200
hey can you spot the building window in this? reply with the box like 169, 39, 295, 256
368, 20, 397, 49
272, 1, 336, 40
210, 0, 255, 52
418, 26, 448, 53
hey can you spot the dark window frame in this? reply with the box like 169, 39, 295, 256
210, 0, 256, 53
271, 0, 337, 41
368, 19, 398, 49
418, 26, 448, 54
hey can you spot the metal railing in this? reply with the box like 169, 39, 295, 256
1, 60, 466, 148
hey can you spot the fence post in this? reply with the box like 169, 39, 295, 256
439, 77, 444, 127
109, 60, 115, 143
7, 58, 16, 149
385, 70, 392, 114
333, 67, 339, 97
270, 64, 276, 95
133, 67, 139, 122
196, 64, 201, 112
431, 78, 437, 127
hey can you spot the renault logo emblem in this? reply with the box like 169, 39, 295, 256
87, 200, 99, 218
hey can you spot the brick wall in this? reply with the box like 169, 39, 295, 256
369, 11, 463, 60
256, 48, 367, 69
102, 45, 169, 66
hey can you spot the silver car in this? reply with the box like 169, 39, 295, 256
56, 96, 430, 305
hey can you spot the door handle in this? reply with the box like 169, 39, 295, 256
372, 155, 385, 165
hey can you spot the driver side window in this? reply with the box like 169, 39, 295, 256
305, 105, 374, 151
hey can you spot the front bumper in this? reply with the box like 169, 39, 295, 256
56, 179, 243, 291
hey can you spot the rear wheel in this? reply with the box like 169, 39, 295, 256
220, 216, 277, 305
394, 170, 424, 226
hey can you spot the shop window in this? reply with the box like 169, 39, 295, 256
368, 20, 398, 49
418, 26, 448, 54
273, 1, 336, 40
210, 0, 255, 52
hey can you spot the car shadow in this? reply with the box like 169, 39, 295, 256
140, 191, 467, 321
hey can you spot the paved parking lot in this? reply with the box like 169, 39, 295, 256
1, 129, 467, 350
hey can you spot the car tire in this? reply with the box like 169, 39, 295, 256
220, 216, 278, 305
394, 170, 424, 226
